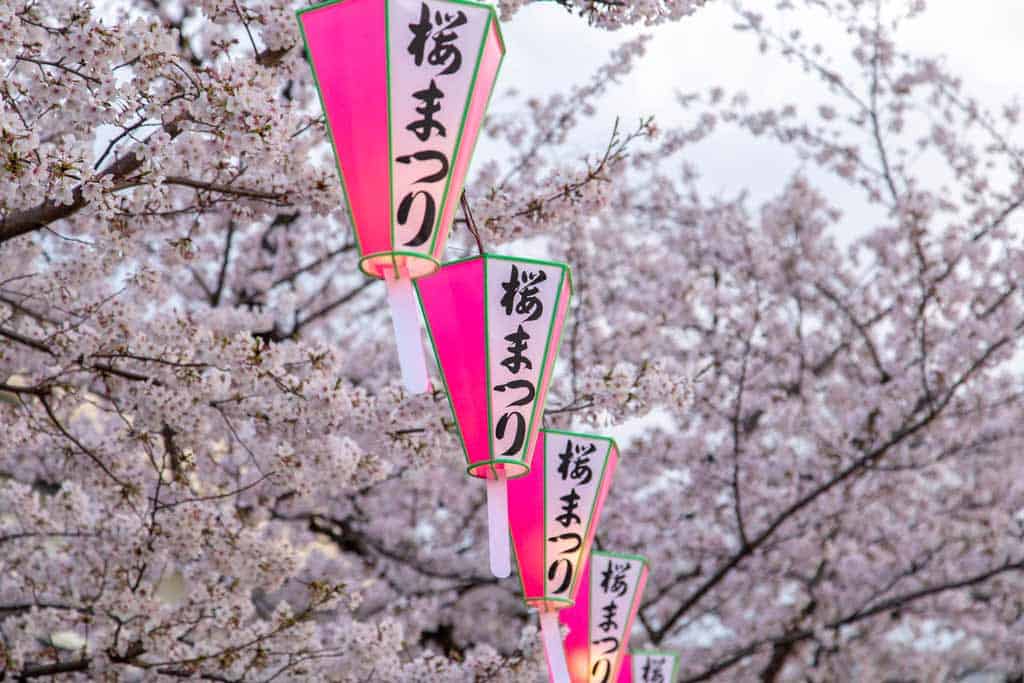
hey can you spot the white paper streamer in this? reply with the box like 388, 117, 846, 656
539, 610, 570, 683
486, 472, 511, 578
384, 270, 430, 394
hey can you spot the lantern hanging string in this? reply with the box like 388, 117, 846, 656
460, 191, 485, 256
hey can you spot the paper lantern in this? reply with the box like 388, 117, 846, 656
560, 550, 649, 683
619, 651, 680, 683
508, 429, 619, 683
297, 0, 505, 392
416, 254, 571, 577
619, 654, 632, 683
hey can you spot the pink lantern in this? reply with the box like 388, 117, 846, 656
619, 654, 632, 683
560, 550, 649, 683
297, 0, 505, 393
508, 429, 619, 683
619, 651, 680, 683
415, 254, 571, 577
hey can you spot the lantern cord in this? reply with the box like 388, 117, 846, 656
460, 191, 485, 256
539, 610, 571, 683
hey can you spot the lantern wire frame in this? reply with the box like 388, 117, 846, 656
588, 550, 650, 683
296, 0, 507, 393
295, 0, 506, 279
415, 253, 573, 578
512, 430, 617, 610
415, 254, 574, 479
512, 430, 617, 683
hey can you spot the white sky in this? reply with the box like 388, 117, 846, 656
477, 1, 1024, 243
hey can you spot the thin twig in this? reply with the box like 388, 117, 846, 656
460, 192, 485, 255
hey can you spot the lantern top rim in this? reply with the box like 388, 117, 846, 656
591, 549, 649, 566
540, 427, 618, 453
295, 0, 507, 54
435, 252, 574, 294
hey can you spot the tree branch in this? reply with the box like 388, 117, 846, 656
0, 115, 187, 245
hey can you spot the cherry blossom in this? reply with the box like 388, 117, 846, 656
2, 1, 1023, 681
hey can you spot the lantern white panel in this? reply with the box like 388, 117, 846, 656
542, 433, 610, 598
485, 258, 562, 460
588, 555, 645, 683
387, 0, 490, 254
631, 653, 679, 683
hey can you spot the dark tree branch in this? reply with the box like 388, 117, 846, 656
0, 115, 187, 245
652, 323, 1017, 643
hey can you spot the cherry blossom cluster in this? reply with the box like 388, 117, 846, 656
3, 0, 1023, 681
